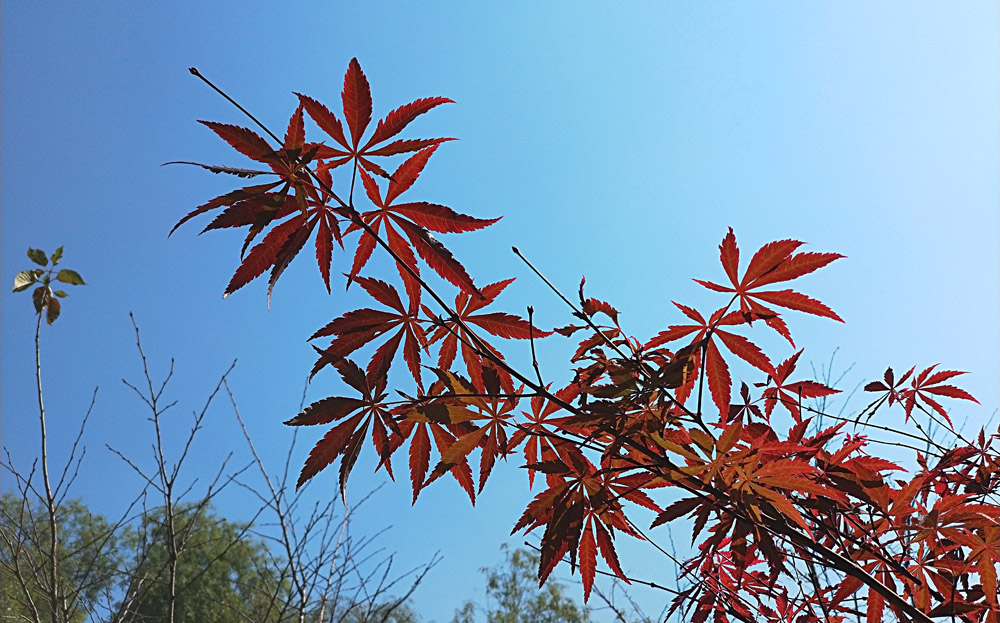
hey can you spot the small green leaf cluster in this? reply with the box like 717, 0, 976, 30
12, 247, 86, 324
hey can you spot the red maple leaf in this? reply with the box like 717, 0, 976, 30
863, 366, 914, 413
761, 350, 839, 423
170, 107, 342, 301
694, 227, 844, 345
509, 383, 585, 489
421, 369, 521, 495
208, 167, 350, 301
309, 275, 428, 390
901, 365, 979, 429
864, 365, 978, 429
512, 452, 637, 601
346, 147, 499, 301
391, 379, 485, 505
286, 359, 397, 493
646, 303, 772, 419
297, 58, 454, 180
426, 278, 548, 393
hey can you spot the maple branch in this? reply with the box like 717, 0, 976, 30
189, 68, 283, 145
805, 558, 834, 623
910, 400, 974, 448
810, 413, 951, 458
513, 246, 638, 367
695, 335, 709, 419
512, 371, 932, 623
182, 76, 636, 507
521, 541, 683, 595
512, 245, 708, 431
526, 306, 545, 388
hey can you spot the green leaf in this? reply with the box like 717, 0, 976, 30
54, 290, 68, 298
32, 286, 49, 313
46, 297, 61, 324
56, 269, 86, 286
27, 248, 48, 266
51, 246, 64, 265
12, 270, 39, 292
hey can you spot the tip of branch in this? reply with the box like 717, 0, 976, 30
188, 67, 200, 76
512, 246, 520, 255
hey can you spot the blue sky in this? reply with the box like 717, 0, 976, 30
3, 4, 997, 621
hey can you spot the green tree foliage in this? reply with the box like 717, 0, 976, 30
1, 491, 431, 623
1, 495, 290, 623
1, 494, 121, 623
124, 505, 291, 623
451, 545, 590, 623
324, 600, 418, 623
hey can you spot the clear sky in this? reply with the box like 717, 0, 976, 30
3, 3, 998, 622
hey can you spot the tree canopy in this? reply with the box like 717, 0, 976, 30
451, 545, 590, 623
1, 495, 120, 623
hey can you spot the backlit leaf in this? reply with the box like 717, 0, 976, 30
12, 270, 38, 292
199, 120, 273, 161
223, 215, 305, 298
45, 297, 61, 324
365, 97, 454, 149
56, 269, 86, 286
342, 58, 373, 148
27, 248, 48, 266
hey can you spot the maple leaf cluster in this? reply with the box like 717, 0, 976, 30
175, 59, 999, 623
171, 59, 493, 306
